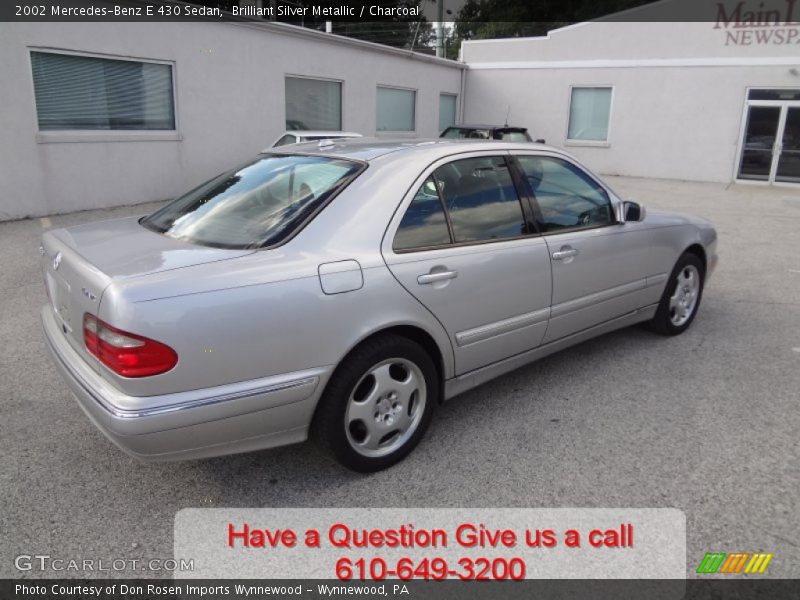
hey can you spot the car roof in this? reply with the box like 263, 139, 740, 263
286, 131, 363, 137
445, 124, 528, 130
265, 137, 558, 163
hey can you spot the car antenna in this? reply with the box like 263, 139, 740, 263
504, 106, 510, 127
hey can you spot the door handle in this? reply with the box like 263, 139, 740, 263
552, 248, 579, 260
417, 270, 458, 285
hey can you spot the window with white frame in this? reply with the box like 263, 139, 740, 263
285, 76, 342, 131
377, 86, 416, 132
439, 94, 457, 132
567, 87, 612, 142
30, 51, 175, 131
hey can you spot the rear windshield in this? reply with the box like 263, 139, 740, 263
441, 127, 491, 140
141, 154, 363, 249
441, 127, 531, 142
495, 129, 532, 142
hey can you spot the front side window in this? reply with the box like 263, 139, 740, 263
435, 156, 526, 243
285, 76, 342, 131
30, 51, 175, 131
141, 155, 362, 249
516, 155, 613, 232
393, 177, 451, 251
567, 87, 612, 142
377, 87, 416, 132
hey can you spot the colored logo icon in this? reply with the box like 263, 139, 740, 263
696, 552, 773, 574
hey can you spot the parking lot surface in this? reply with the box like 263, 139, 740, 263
1, 176, 798, 578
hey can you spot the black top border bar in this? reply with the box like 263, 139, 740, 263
4, 0, 800, 23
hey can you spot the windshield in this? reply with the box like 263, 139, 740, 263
141, 154, 363, 249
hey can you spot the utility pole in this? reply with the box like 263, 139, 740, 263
436, 0, 444, 58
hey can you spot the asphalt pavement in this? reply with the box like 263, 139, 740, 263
1, 176, 798, 578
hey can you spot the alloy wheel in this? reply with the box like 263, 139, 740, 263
344, 358, 426, 458
669, 265, 700, 327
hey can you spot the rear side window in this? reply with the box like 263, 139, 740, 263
393, 177, 451, 251
516, 155, 613, 231
141, 154, 363, 249
436, 156, 526, 242
394, 156, 528, 251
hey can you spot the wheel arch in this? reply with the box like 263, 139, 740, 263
683, 243, 707, 271
324, 324, 450, 406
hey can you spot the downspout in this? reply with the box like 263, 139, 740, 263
458, 63, 467, 125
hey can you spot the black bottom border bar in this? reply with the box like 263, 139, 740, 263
3, 579, 800, 600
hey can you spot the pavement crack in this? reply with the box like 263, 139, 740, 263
730, 300, 800, 307
764, 530, 800, 548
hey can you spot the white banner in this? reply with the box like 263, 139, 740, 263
174, 508, 685, 580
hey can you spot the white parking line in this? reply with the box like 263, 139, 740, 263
39, 217, 51, 228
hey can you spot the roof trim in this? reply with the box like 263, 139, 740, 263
468, 56, 800, 70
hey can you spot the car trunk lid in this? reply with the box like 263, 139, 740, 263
49, 216, 255, 279
41, 216, 253, 360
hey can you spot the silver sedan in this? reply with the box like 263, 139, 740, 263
41, 139, 717, 471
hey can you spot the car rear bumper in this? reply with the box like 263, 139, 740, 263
41, 306, 332, 461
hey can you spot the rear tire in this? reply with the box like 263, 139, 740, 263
647, 252, 705, 336
312, 335, 438, 472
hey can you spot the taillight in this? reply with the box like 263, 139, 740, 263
83, 314, 177, 378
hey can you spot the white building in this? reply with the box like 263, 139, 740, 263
0, 20, 464, 220
1, 0, 799, 221
461, 15, 800, 184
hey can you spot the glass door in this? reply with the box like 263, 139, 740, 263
737, 106, 781, 181
776, 107, 800, 184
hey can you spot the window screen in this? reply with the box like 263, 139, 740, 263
285, 76, 342, 131
567, 87, 612, 142
30, 51, 175, 131
439, 94, 457, 132
377, 87, 416, 132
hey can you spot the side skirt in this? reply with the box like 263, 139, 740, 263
443, 304, 658, 401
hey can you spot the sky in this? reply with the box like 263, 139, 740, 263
421, 0, 468, 22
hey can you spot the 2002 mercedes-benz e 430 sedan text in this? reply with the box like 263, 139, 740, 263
41, 139, 717, 471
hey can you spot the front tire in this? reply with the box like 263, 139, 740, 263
312, 335, 438, 472
648, 252, 705, 336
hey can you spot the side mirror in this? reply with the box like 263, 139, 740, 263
622, 201, 646, 223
